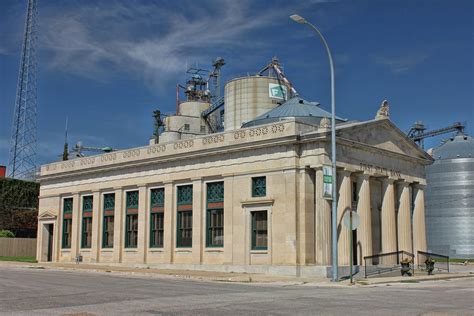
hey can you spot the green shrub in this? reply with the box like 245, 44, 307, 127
0, 230, 15, 238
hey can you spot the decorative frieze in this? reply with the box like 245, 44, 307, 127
173, 140, 194, 150
41, 122, 291, 176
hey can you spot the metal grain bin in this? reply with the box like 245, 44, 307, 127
425, 134, 474, 259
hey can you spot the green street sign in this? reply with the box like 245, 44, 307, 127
323, 175, 332, 183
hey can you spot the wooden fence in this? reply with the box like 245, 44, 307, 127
0, 238, 36, 257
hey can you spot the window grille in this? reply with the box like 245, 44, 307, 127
252, 177, 266, 197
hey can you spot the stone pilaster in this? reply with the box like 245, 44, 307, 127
356, 173, 372, 265
137, 185, 148, 263
413, 184, 427, 262
91, 191, 100, 262
163, 182, 174, 263
337, 170, 352, 266
192, 178, 203, 264
70, 193, 80, 261
223, 175, 234, 264
112, 188, 123, 263
315, 167, 331, 265
397, 181, 412, 254
381, 178, 397, 263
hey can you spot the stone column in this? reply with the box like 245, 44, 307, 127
356, 173, 372, 265
315, 167, 331, 265
397, 181, 412, 254
337, 170, 352, 266
413, 184, 427, 262
112, 188, 123, 263
381, 178, 397, 263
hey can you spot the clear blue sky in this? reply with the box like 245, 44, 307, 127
1, 0, 473, 166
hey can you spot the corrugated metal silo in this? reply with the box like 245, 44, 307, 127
425, 134, 474, 259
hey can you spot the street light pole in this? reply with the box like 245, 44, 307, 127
290, 14, 338, 282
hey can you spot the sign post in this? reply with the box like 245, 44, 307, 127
343, 209, 360, 284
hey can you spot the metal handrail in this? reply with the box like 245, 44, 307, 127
363, 251, 415, 278
417, 250, 450, 272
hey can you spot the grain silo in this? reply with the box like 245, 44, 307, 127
425, 134, 474, 259
224, 76, 289, 131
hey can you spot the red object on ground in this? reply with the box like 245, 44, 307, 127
0, 166, 6, 178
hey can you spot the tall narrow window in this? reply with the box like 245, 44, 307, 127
150, 188, 165, 248
81, 196, 93, 248
102, 193, 115, 248
125, 191, 139, 248
251, 211, 268, 250
62, 198, 73, 249
252, 176, 266, 197
206, 182, 224, 247
177, 185, 193, 248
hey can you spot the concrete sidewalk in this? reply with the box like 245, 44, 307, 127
0, 261, 472, 287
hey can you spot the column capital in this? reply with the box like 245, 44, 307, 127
412, 183, 426, 190
355, 171, 371, 180
337, 168, 352, 177
395, 179, 411, 187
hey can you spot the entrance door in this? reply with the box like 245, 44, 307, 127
45, 224, 54, 262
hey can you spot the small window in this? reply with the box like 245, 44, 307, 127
207, 209, 223, 247
125, 214, 138, 248
200, 125, 206, 133
81, 217, 93, 248
251, 211, 268, 250
150, 212, 164, 248
184, 123, 190, 131
103, 216, 114, 248
62, 219, 72, 249
126, 191, 139, 209
252, 176, 266, 197
177, 211, 192, 247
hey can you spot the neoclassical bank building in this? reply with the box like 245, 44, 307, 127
37, 88, 432, 276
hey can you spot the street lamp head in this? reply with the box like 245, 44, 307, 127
290, 14, 306, 24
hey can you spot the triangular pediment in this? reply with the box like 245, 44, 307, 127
38, 211, 57, 220
337, 119, 433, 161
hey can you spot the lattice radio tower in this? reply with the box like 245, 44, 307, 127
8, 0, 38, 180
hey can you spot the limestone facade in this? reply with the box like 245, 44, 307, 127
36, 118, 432, 275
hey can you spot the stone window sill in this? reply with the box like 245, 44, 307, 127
250, 250, 268, 255
149, 249, 164, 253
204, 248, 224, 253
175, 249, 192, 253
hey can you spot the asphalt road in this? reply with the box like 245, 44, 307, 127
0, 266, 472, 315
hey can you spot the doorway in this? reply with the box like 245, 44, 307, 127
44, 224, 54, 262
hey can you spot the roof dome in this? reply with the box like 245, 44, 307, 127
432, 134, 474, 160
241, 96, 346, 128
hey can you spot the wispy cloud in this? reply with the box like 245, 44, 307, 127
374, 52, 429, 74
34, 0, 286, 89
